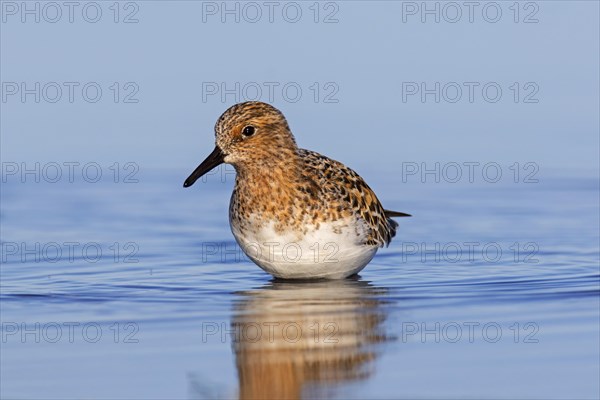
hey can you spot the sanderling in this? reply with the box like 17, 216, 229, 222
184, 102, 410, 279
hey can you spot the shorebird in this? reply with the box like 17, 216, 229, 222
184, 102, 410, 279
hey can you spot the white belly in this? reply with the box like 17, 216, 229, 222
230, 216, 378, 279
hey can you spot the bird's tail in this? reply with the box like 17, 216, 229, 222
383, 209, 411, 244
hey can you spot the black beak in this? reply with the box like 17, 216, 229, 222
183, 146, 225, 188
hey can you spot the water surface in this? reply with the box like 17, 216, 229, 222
1, 169, 599, 399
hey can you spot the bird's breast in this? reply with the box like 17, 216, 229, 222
229, 214, 377, 279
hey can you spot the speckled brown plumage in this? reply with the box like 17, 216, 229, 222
184, 101, 410, 279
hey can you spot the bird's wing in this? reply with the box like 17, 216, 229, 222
298, 149, 405, 247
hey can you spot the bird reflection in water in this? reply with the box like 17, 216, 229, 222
231, 278, 391, 399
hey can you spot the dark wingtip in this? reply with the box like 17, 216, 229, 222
385, 210, 412, 218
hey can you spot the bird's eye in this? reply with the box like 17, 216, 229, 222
242, 126, 255, 137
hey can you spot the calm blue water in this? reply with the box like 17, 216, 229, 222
1, 168, 599, 399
